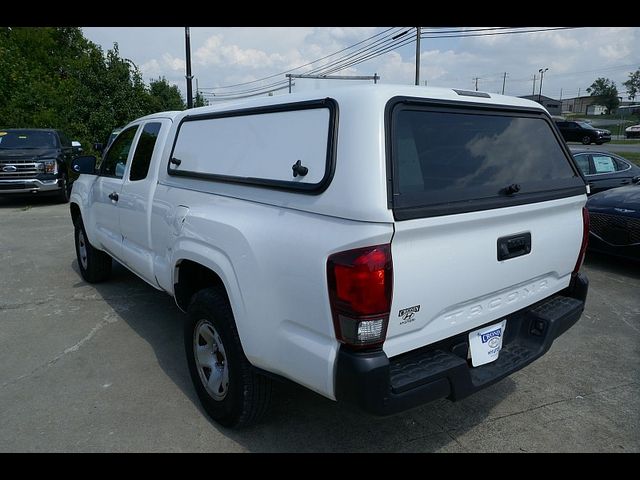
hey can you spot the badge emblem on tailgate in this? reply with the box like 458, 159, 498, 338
399, 305, 420, 324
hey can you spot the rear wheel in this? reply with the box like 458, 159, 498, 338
74, 219, 112, 283
185, 288, 272, 428
582, 135, 592, 145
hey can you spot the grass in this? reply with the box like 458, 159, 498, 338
611, 150, 640, 166
609, 140, 640, 145
566, 113, 640, 122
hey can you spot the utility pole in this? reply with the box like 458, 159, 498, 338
185, 27, 193, 109
415, 26, 421, 86
532, 74, 537, 96
501, 72, 508, 95
538, 67, 548, 103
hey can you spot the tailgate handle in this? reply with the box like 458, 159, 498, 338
497, 233, 531, 261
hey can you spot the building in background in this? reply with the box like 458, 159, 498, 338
561, 95, 608, 116
520, 95, 562, 116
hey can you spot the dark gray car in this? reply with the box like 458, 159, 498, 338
572, 150, 640, 195
556, 120, 611, 145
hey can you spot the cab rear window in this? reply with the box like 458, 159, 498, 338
388, 102, 585, 219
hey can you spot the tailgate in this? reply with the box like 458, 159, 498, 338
385, 195, 585, 357
384, 98, 588, 358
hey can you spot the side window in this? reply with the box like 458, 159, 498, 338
574, 154, 591, 176
100, 126, 138, 178
592, 155, 617, 174
129, 122, 161, 181
58, 132, 71, 147
169, 104, 333, 190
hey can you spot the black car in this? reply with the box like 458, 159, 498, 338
556, 120, 611, 145
586, 181, 640, 261
572, 150, 640, 195
0, 128, 81, 202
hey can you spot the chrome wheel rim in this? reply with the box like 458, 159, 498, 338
78, 229, 88, 270
193, 319, 229, 401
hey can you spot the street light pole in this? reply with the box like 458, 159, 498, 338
185, 27, 193, 109
415, 26, 421, 86
538, 67, 548, 103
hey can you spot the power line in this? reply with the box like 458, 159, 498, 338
420, 26, 578, 39
203, 27, 401, 91
302, 34, 414, 77
310, 27, 581, 79
205, 27, 409, 98
203, 26, 587, 101
320, 37, 416, 76
202, 27, 558, 95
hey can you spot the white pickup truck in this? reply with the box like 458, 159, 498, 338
70, 85, 590, 428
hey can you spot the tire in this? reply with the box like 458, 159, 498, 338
185, 288, 272, 428
582, 135, 592, 145
74, 219, 112, 283
56, 174, 70, 203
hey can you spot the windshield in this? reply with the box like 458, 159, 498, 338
576, 122, 596, 130
0, 130, 58, 149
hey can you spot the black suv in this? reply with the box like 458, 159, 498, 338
555, 120, 611, 145
0, 128, 81, 202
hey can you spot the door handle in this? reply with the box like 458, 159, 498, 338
108, 192, 119, 202
497, 232, 531, 261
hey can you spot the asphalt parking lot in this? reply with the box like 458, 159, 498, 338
1, 196, 638, 452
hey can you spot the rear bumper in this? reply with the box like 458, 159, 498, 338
0, 178, 62, 194
335, 273, 588, 416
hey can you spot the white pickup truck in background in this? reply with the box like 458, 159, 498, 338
69, 85, 590, 427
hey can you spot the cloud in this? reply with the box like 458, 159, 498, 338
162, 53, 185, 72
194, 34, 287, 69
83, 27, 640, 102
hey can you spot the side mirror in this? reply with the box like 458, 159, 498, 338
93, 142, 104, 153
71, 140, 83, 154
71, 155, 97, 175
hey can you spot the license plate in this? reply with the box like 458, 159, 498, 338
468, 320, 507, 367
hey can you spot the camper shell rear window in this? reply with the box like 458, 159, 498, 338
386, 98, 586, 220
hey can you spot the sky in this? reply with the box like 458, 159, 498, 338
82, 27, 640, 104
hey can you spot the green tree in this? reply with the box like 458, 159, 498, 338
623, 68, 640, 101
0, 28, 186, 152
194, 91, 209, 107
586, 77, 620, 114
147, 77, 186, 112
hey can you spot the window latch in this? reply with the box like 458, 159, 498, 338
292, 160, 308, 177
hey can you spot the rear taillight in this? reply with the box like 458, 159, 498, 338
327, 244, 393, 348
573, 207, 590, 275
